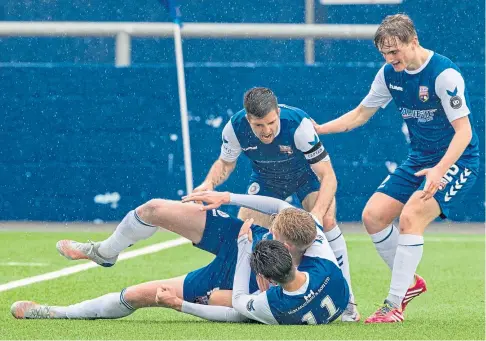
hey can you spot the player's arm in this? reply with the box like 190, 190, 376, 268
416, 69, 474, 200
309, 159, 337, 221
313, 65, 390, 134
154, 285, 248, 322
293, 118, 336, 220
314, 104, 379, 134
182, 191, 292, 216
231, 224, 278, 325
194, 121, 240, 192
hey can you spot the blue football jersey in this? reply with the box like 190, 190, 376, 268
232, 226, 349, 325
220, 104, 329, 186
362, 51, 479, 168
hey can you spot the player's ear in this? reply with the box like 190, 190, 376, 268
283, 241, 292, 251
277, 107, 281, 116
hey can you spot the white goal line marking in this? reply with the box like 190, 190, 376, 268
0, 237, 190, 293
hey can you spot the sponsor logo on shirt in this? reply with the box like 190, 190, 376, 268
447, 86, 463, 109
419, 86, 429, 102
389, 84, 404, 91
241, 146, 258, 151
400, 107, 437, 123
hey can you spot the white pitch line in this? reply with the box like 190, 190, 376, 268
0, 237, 190, 293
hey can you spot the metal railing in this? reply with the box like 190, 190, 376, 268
0, 22, 379, 67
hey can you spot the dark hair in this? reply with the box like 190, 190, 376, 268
250, 240, 295, 284
243, 87, 278, 119
374, 14, 417, 50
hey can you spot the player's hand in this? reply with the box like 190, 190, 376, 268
238, 218, 254, 242
415, 167, 444, 201
256, 274, 270, 292
190, 182, 214, 204
193, 181, 214, 193
155, 285, 183, 311
310, 118, 327, 135
181, 191, 230, 211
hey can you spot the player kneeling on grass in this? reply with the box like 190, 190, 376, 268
155, 218, 349, 325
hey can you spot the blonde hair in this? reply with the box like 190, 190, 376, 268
374, 14, 417, 50
271, 208, 316, 251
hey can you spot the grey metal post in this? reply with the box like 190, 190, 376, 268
115, 32, 131, 67
305, 0, 315, 65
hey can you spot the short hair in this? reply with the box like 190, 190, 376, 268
243, 87, 278, 119
250, 240, 295, 284
374, 14, 417, 50
271, 208, 317, 251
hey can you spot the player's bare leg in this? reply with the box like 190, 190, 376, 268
303, 194, 359, 322
237, 207, 273, 228
208, 290, 233, 307
57, 200, 207, 266
124, 275, 187, 308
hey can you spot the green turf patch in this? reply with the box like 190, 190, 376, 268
0, 232, 484, 340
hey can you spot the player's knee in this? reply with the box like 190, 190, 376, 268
399, 205, 424, 233
122, 286, 155, 309
137, 199, 167, 223
362, 207, 379, 234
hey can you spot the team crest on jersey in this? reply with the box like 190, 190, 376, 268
279, 145, 293, 155
419, 86, 429, 102
248, 182, 260, 195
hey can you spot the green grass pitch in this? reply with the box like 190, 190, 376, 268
0, 230, 484, 340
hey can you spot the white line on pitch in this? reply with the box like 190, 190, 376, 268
0, 237, 190, 293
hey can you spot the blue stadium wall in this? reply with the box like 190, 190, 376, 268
0, 0, 484, 221
1, 64, 484, 222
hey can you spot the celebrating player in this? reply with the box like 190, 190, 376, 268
312, 14, 479, 323
192, 87, 359, 321
155, 217, 348, 325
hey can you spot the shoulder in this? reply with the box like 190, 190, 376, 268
229, 109, 249, 132
279, 104, 310, 126
428, 52, 462, 78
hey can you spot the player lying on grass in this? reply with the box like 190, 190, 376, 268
11, 191, 349, 324
155, 217, 349, 325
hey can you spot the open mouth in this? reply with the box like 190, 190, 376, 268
261, 133, 273, 140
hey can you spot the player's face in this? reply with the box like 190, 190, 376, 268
379, 37, 417, 72
247, 109, 280, 144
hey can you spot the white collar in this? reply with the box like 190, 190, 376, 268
405, 50, 434, 75
283, 272, 309, 296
